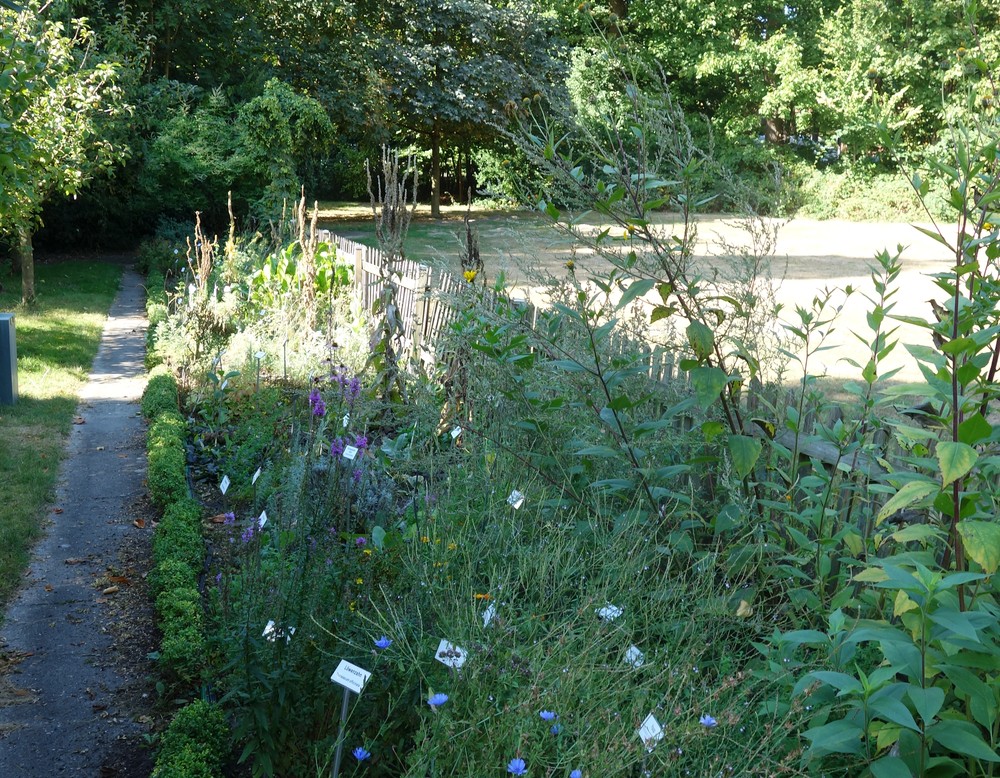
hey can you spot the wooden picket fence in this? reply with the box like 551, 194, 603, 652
317, 229, 905, 479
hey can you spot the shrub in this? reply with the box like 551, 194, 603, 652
152, 498, 204, 571
141, 366, 178, 419
149, 557, 197, 599
152, 700, 228, 778
147, 411, 187, 508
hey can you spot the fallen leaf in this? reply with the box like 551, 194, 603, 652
101, 586, 119, 595
73, 417, 85, 425
132, 518, 145, 529
108, 576, 130, 585
44, 584, 53, 592
209, 513, 228, 524
92, 703, 108, 712
65, 558, 87, 565
52, 507, 63, 514
95, 598, 108, 604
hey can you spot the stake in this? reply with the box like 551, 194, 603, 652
331, 686, 352, 778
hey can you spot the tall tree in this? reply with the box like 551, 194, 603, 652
365, 0, 563, 216
1, 1, 130, 302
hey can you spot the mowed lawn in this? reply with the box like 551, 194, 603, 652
0, 261, 122, 608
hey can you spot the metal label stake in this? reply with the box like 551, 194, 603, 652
330, 659, 372, 778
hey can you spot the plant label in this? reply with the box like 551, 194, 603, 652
624, 645, 645, 668
220, 475, 230, 495
263, 620, 295, 644
507, 490, 525, 510
434, 639, 467, 669
638, 713, 663, 751
255, 351, 265, 360
331, 659, 371, 694
482, 603, 497, 628
343, 445, 359, 461
258, 510, 268, 529
342, 413, 350, 428
451, 426, 462, 439
252, 467, 262, 485
596, 604, 623, 622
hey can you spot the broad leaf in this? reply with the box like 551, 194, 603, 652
802, 720, 864, 756
690, 366, 727, 409
727, 435, 762, 479
927, 719, 1000, 762
870, 756, 913, 778
937, 441, 977, 488
956, 521, 1000, 574
877, 481, 938, 525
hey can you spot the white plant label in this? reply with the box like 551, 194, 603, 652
220, 475, 231, 495
451, 426, 462, 439
262, 620, 295, 644
331, 659, 371, 694
638, 713, 664, 751
624, 645, 645, 668
434, 639, 468, 669
482, 603, 497, 628
252, 467, 262, 485
342, 413, 350, 429
255, 351, 266, 360
343, 445, 359, 461
258, 510, 268, 529
507, 490, 525, 510
596, 604, 623, 622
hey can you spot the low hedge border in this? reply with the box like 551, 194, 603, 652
142, 362, 224, 777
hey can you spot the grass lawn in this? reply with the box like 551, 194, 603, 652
0, 260, 123, 608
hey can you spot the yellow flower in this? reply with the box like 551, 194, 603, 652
474, 593, 492, 600
565, 259, 575, 271
349, 601, 356, 612
463, 269, 478, 283
447, 542, 457, 551
363, 549, 373, 556
435, 538, 441, 544
433, 561, 445, 568
355, 577, 364, 585
421, 536, 430, 543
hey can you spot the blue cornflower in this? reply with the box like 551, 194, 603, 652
507, 757, 527, 775
428, 692, 449, 707
699, 714, 718, 728
539, 710, 557, 721
550, 724, 562, 735
374, 636, 392, 650
352, 746, 370, 761
570, 771, 583, 778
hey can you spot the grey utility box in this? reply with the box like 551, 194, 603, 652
0, 313, 17, 406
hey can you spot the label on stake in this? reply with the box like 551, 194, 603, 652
331, 659, 371, 694
482, 603, 497, 628
596, 604, 623, 622
252, 467, 262, 485
434, 639, 468, 669
638, 713, 664, 751
624, 645, 645, 668
220, 475, 230, 495
451, 426, 462, 439
507, 490, 525, 510
258, 510, 268, 529
343, 445, 359, 461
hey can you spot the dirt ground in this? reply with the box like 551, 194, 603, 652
321, 205, 955, 383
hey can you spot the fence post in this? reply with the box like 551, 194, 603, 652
354, 248, 364, 297
0, 313, 17, 406
411, 265, 433, 366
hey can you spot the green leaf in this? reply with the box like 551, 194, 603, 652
690, 366, 728, 409
372, 525, 386, 550
870, 697, 921, 732
727, 434, 762, 479
890, 524, 944, 544
958, 413, 991, 445
870, 756, 913, 778
616, 278, 655, 310
927, 719, 1000, 762
686, 320, 715, 360
810, 671, 863, 695
936, 441, 977, 488
877, 481, 938, 525
907, 685, 944, 724
802, 719, 865, 756
575, 445, 620, 458
956, 520, 1000, 573
928, 609, 982, 643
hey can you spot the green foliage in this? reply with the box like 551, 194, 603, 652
152, 699, 228, 778
153, 498, 205, 572
142, 367, 179, 419
147, 411, 188, 508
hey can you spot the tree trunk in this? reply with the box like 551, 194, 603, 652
457, 149, 466, 205
431, 127, 441, 218
17, 226, 34, 305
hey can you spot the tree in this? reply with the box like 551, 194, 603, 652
1, 1, 129, 302
365, 0, 564, 216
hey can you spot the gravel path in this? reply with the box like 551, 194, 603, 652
0, 268, 155, 777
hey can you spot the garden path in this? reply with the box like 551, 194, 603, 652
0, 267, 155, 777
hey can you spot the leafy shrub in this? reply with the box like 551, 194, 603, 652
142, 367, 178, 419
152, 700, 228, 778
147, 411, 188, 508
152, 499, 205, 572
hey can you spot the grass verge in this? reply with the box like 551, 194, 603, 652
0, 260, 123, 608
